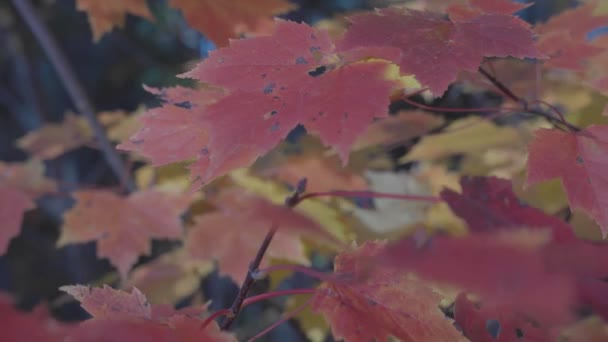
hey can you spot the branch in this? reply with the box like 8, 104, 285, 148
220, 223, 278, 329
11, 0, 135, 192
220, 179, 308, 329
478, 66, 580, 132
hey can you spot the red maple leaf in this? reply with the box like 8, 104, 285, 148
186, 190, 341, 283
59, 190, 193, 278
526, 126, 608, 237
60, 285, 235, 342
377, 231, 580, 324
454, 292, 556, 341
127, 20, 398, 187
339, 7, 543, 95
312, 241, 466, 342
534, 2, 608, 72
169, 0, 296, 47
118, 86, 220, 169
441, 176, 576, 242
1, 294, 73, 341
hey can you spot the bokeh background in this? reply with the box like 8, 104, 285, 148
0, 0, 587, 340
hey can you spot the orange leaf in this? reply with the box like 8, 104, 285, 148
169, 0, 296, 46
59, 190, 193, 278
76, 0, 153, 41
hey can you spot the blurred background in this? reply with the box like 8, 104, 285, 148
0, 0, 584, 340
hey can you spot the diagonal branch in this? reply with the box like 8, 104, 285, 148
11, 0, 135, 192
478, 66, 580, 132
220, 179, 308, 330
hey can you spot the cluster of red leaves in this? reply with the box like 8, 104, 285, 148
1, 286, 235, 341
5, 0, 608, 341
310, 177, 608, 341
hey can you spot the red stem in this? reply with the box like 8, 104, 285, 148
296, 190, 441, 205
221, 224, 279, 329
200, 309, 232, 330
242, 288, 316, 307
257, 264, 336, 282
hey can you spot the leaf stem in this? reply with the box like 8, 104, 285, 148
11, 0, 135, 192
295, 190, 442, 205
220, 224, 279, 329
220, 181, 310, 330
200, 309, 232, 330
242, 288, 316, 307
257, 264, 336, 282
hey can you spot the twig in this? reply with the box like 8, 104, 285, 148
11, 0, 135, 192
220, 179, 308, 330
478, 66, 580, 132
220, 223, 278, 329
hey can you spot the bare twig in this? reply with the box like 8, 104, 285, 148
478, 66, 580, 132
220, 179, 308, 330
11, 0, 135, 192
220, 223, 279, 329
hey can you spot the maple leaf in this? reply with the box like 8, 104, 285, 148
175, 20, 399, 187
186, 190, 340, 283
0, 293, 73, 341
59, 190, 193, 278
261, 155, 368, 193
312, 241, 466, 342
441, 176, 577, 242
534, 2, 608, 72
526, 126, 608, 237
376, 230, 580, 324
0, 160, 56, 255
454, 293, 556, 341
339, 6, 543, 94
169, 0, 296, 47
447, 0, 531, 21
118, 86, 220, 168
16, 114, 93, 159
76, 0, 153, 41
60, 285, 235, 342
126, 249, 213, 305
352, 110, 445, 150
403, 117, 521, 162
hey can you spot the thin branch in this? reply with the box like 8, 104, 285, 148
220, 224, 278, 329
11, 0, 135, 192
296, 190, 442, 205
257, 264, 336, 282
220, 180, 308, 330
242, 288, 316, 307
478, 66, 580, 132
478, 66, 526, 106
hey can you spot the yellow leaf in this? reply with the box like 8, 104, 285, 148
402, 117, 521, 162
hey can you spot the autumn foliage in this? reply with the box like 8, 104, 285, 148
4, 0, 608, 341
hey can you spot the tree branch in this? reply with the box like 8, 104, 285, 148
220, 179, 308, 330
478, 66, 580, 132
11, 0, 135, 192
